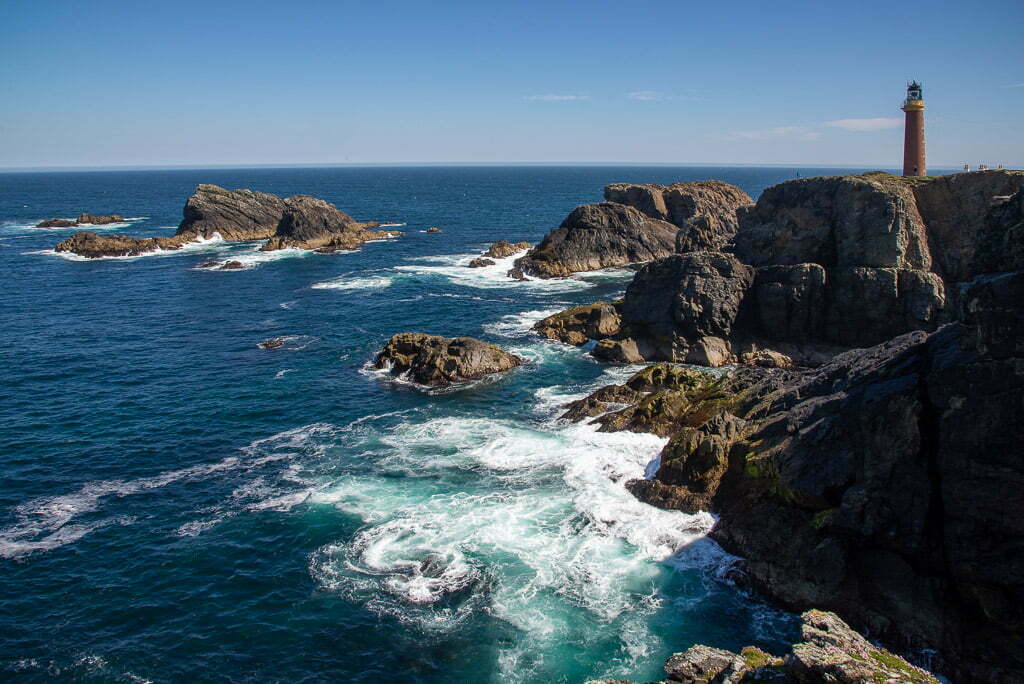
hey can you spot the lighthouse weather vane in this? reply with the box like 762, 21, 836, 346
901, 81, 926, 177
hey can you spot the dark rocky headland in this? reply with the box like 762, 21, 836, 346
54, 184, 400, 258
543, 169, 1024, 683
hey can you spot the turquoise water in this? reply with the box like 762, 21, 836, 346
0, 166, 908, 682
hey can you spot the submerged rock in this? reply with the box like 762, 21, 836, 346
425, 226, 442, 233
510, 202, 678, 278
258, 338, 286, 349
374, 333, 524, 386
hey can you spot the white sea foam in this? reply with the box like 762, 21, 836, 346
1, 217, 147, 233
394, 250, 631, 292
305, 397, 720, 680
0, 423, 337, 558
481, 308, 564, 338
310, 275, 394, 291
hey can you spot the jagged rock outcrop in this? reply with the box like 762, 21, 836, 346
374, 333, 524, 386
54, 184, 399, 258
566, 267, 1023, 681
541, 171, 1024, 365
509, 203, 679, 279
533, 301, 622, 346
483, 240, 531, 258
604, 180, 753, 252
468, 257, 495, 268
260, 194, 389, 252
176, 184, 285, 241
589, 610, 936, 683
36, 218, 79, 228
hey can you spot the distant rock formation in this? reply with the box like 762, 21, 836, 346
374, 333, 523, 386
467, 257, 495, 268
509, 202, 678, 279
176, 184, 285, 241
425, 226, 442, 233
54, 184, 400, 258
260, 194, 385, 252
36, 213, 125, 228
541, 170, 1024, 365
591, 610, 939, 684
568, 266, 1024, 681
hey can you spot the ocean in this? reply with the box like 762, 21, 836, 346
0, 165, 916, 682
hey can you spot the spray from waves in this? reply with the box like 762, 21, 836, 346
481, 308, 565, 338
300, 364, 738, 681
0, 423, 338, 559
394, 250, 633, 292
310, 275, 395, 291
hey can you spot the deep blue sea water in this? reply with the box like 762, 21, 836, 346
0, 165, 926, 683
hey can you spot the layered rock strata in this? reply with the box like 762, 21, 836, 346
374, 333, 524, 386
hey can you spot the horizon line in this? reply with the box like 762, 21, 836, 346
0, 161, 980, 174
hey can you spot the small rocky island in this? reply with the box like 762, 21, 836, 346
54, 184, 400, 258
37, 213, 125, 228
374, 333, 523, 386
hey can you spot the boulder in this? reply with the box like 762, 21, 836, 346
468, 257, 495, 268
374, 333, 524, 386
258, 338, 286, 349
663, 644, 746, 683
483, 240, 531, 258
177, 184, 286, 241
509, 202, 678, 278
532, 301, 621, 346
425, 226, 442, 233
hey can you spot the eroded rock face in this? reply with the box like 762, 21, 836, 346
510, 202, 679, 278
260, 195, 381, 252
577, 269, 1024, 682
540, 172, 1023, 366
532, 301, 621, 346
592, 252, 752, 363
374, 333, 524, 386
605, 180, 753, 252
177, 184, 285, 241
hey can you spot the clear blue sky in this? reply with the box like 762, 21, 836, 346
2, 0, 1022, 168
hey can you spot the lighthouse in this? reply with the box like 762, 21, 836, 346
901, 81, 926, 177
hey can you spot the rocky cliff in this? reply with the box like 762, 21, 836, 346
540, 170, 1024, 365
565, 267, 1023, 682
176, 184, 285, 241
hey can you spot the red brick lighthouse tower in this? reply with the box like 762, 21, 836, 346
901, 81, 926, 177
